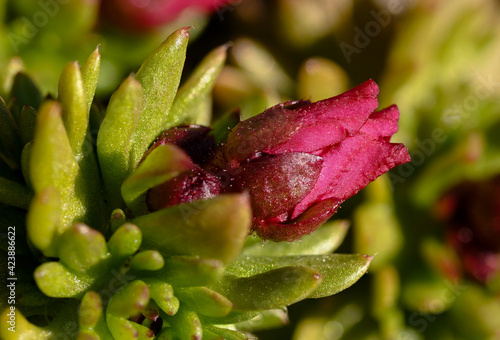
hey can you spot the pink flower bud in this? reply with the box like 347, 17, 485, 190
218, 79, 410, 241
146, 80, 411, 242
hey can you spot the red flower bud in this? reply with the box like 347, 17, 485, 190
146, 166, 222, 210
218, 79, 410, 241
146, 80, 410, 242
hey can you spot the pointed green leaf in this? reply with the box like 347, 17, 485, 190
57, 224, 108, 272
133, 193, 252, 264
213, 266, 321, 311
176, 287, 233, 317
29, 101, 85, 255
154, 256, 225, 287
170, 44, 228, 127
58, 61, 88, 158
81, 46, 101, 112
97, 75, 143, 206
26, 187, 61, 254
20, 142, 31, 187
227, 254, 373, 298
121, 143, 192, 215
131, 27, 190, 167
34, 262, 93, 298
0, 176, 32, 209
243, 220, 350, 256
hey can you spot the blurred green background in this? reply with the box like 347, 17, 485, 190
2, 0, 500, 339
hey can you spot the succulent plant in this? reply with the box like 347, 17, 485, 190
0, 27, 391, 339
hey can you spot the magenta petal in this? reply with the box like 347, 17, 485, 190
224, 107, 305, 162
235, 152, 323, 219
292, 133, 411, 218
264, 79, 380, 154
360, 105, 400, 140
253, 198, 341, 242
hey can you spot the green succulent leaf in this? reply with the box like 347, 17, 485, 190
130, 250, 165, 271
133, 193, 252, 264
81, 46, 101, 112
107, 280, 150, 318
97, 75, 143, 207
152, 256, 225, 287
17, 105, 37, 145
0, 308, 52, 340
107, 223, 142, 259
234, 308, 289, 332
57, 223, 108, 273
202, 311, 261, 326
10, 72, 42, 110
110, 208, 127, 233
58, 61, 89, 158
176, 287, 233, 317
20, 142, 31, 187
26, 186, 61, 253
34, 261, 93, 298
121, 143, 192, 216
243, 220, 350, 257
79, 291, 103, 329
213, 266, 322, 311
107, 281, 152, 340
170, 44, 228, 127
226, 254, 373, 299
0, 176, 32, 209
203, 326, 249, 340
144, 280, 180, 316
28, 101, 85, 256
130, 27, 190, 168
168, 308, 203, 340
